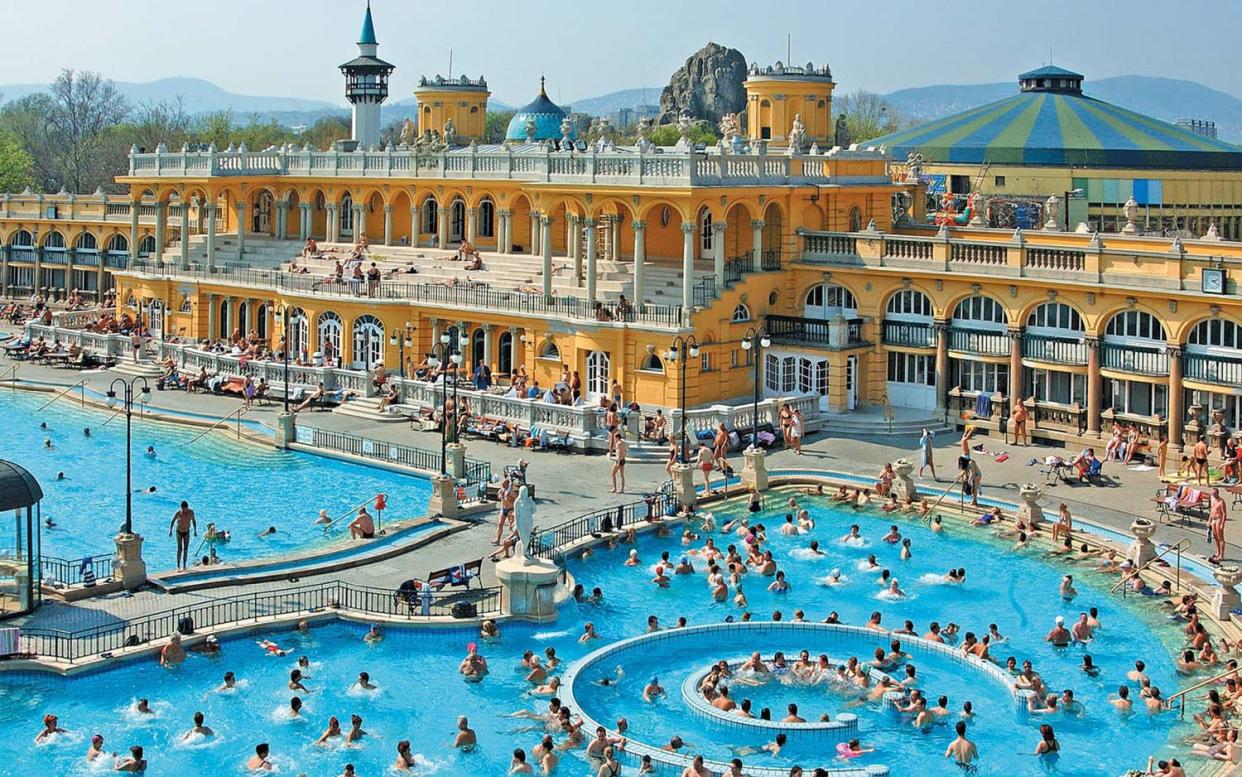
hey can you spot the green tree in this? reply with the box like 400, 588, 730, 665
485, 111, 514, 143
834, 91, 903, 144
0, 130, 35, 192
299, 115, 351, 149
47, 69, 131, 192
649, 124, 718, 147
0, 94, 58, 190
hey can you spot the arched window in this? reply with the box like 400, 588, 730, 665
952, 295, 1008, 329
450, 200, 466, 242
538, 339, 560, 360
138, 235, 156, 257
339, 193, 354, 236
885, 290, 933, 320
287, 307, 309, 360
478, 199, 496, 238
639, 352, 665, 372
351, 314, 385, 370
700, 209, 714, 254
255, 303, 268, 340
1026, 302, 1084, 333
848, 206, 862, 232
1188, 319, 1242, 353
804, 283, 857, 319
317, 311, 343, 364
731, 303, 752, 322
43, 231, 65, 250
75, 233, 98, 251
10, 229, 33, 247
1104, 310, 1166, 343
106, 234, 128, 254
422, 198, 439, 234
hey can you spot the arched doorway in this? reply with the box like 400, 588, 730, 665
252, 191, 275, 234
498, 330, 513, 375
471, 327, 486, 371
339, 194, 355, 240
352, 314, 385, 370
317, 311, 343, 365
451, 200, 466, 243
147, 299, 165, 339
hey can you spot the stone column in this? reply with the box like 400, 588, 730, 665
541, 215, 554, 298
466, 207, 477, 244
892, 458, 917, 502
182, 199, 194, 267
437, 205, 449, 249
671, 462, 697, 509
355, 204, 367, 243
611, 215, 621, 261
153, 201, 166, 266
326, 203, 339, 243
205, 200, 218, 268
1211, 566, 1242, 621
934, 319, 950, 415
1167, 345, 1184, 450
712, 221, 727, 289
584, 217, 598, 298
300, 203, 311, 242
530, 212, 540, 254
128, 198, 140, 261
383, 204, 393, 246
751, 219, 765, 271
245, 299, 256, 335
277, 198, 289, 239
499, 210, 512, 254
568, 215, 579, 262
1016, 483, 1045, 528
114, 532, 147, 590
234, 202, 247, 256
427, 474, 460, 519
681, 222, 696, 323
495, 555, 561, 621
482, 323, 495, 371
632, 219, 646, 306
1008, 327, 1023, 404
410, 206, 420, 245
1086, 336, 1102, 436
206, 293, 217, 340
741, 447, 769, 490
429, 318, 441, 347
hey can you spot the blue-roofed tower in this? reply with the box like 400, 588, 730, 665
339, 1, 394, 148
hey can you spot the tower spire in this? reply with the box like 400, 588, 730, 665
539, 75, 546, 97
359, 1, 377, 46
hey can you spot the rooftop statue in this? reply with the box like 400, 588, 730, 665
787, 113, 807, 154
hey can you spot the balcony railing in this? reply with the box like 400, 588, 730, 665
1022, 333, 1088, 366
803, 233, 856, 257
121, 263, 685, 329
41, 250, 68, 265
882, 320, 935, 348
760, 249, 782, 271
1185, 351, 1242, 388
766, 315, 865, 348
948, 327, 1011, 356
1101, 342, 1169, 376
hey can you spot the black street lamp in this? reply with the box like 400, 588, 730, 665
740, 327, 770, 449
666, 335, 700, 463
427, 331, 465, 476
106, 376, 151, 535
389, 321, 414, 379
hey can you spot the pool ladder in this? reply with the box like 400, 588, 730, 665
1167, 663, 1240, 719
1110, 537, 1192, 596
920, 471, 967, 523
182, 406, 250, 445
322, 493, 387, 534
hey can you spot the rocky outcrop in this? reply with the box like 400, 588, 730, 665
656, 42, 748, 126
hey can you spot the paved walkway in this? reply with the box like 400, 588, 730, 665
4, 332, 1237, 636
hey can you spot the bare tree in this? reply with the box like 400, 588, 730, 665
129, 97, 192, 151
47, 69, 130, 192
834, 91, 903, 143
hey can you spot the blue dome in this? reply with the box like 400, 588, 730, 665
506, 79, 572, 142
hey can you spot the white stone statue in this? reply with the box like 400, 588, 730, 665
400, 118, 416, 147
903, 151, 924, 183
1043, 194, 1061, 231
525, 119, 538, 144
635, 117, 655, 153
718, 112, 740, 144
443, 117, 457, 146
560, 116, 575, 150
786, 113, 807, 154
514, 485, 535, 557
675, 112, 694, 149
1122, 196, 1138, 233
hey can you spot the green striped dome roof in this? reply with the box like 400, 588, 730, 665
869, 79, 1242, 170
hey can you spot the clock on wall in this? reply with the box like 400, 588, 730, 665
1202, 267, 1226, 294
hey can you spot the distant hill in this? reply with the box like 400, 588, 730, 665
884, 74, 1242, 143
0, 76, 340, 116
566, 88, 661, 117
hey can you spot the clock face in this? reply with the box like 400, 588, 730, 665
1203, 268, 1225, 294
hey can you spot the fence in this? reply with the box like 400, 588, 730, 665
305, 427, 491, 485
20, 579, 502, 663
40, 554, 115, 587
527, 485, 677, 561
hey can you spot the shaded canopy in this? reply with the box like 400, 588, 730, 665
0, 460, 42, 511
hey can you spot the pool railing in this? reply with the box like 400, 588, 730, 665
292, 426, 492, 488
20, 578, 502, 663
528, 483, 677, 561
39, 554, 115, 588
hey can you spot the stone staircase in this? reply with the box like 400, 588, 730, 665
330, 395, 407, 423
821, 405, 953, 441
160, 235, 304, 270
111, 358, 164, 379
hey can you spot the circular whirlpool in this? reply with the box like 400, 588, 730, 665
562, 621, 1023, 777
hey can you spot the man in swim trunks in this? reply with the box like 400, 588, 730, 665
169, 501, 197, 569
1045, 616, 1071, 647
944, 720, 978, 767
349, 507, 375, 539
495, 478, 516, 545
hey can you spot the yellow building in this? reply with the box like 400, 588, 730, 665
745, 61, 835, 145
413, 74, 490, 142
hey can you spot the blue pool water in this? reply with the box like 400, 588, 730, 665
2, 390, 432, 569
0, 489, 1206, 777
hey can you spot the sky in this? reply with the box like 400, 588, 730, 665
1, 0, 1240, 106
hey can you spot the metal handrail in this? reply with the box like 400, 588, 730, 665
0, 364, 17, 388
922, 471, 968, 522
1110, 538, 1193, 593
323, 494, 384, 532
35, 378, 88, 411
182, 407, 248, 446
1167, 662, 1242, 718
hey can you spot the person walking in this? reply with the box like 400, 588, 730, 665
1012, 397, 1030, 446
918, 427, 937, 481
169, 501, 197, 569
789, 408, 804, 455
611, 437, 628, 494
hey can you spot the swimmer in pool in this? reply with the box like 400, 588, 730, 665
247, 743, 273, 770
217, 672, 236, 691
642, 676, 666, 702
364, 624, 383, 644
315, 510, 332, 526
35, 713, 67, 743
316, 716, 343, 745
354, 672, 377, 691
841, 525, 864, 544
182, 711, 215, 740
145, 446, 156, 458
346, 714, 367, 743
257, 526, 278, 538
454, 716, 477, 749
86, 733, 112, 762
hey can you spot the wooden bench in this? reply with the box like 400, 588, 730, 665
427, 558, 483, 590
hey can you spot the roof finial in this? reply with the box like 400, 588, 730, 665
540, 75, 547, 97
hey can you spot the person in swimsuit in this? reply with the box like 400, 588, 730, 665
1194, 436, 1210, 485
348, 507, 375, 539
696, 443, 715, 493
611, 437, 628, 493
169, 501, 197, 569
